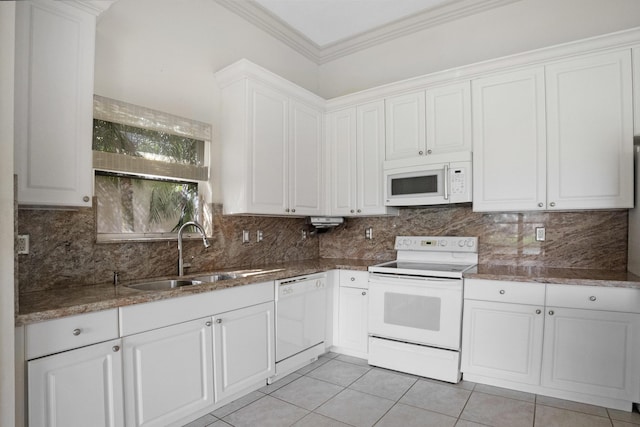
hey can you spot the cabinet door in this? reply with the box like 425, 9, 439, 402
328, 108, 357, 216
337, 287, 369, 357
123, 318, 214, 427
546, 50, 633, 210
472, 68, 547, 212
634, 47, 640, 136
357, 101, 387, 215
14, 1, 94, 207
213, 301, 275, 402
425, 82, 472, 154
247, 81, 289, 215
542, 307, 640, 401
28, 339, 124, 427
290, 100, 323, 215
461, 300, 544, 385
385, 91, 426, 160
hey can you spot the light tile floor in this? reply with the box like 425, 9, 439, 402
182, 353, 640, 427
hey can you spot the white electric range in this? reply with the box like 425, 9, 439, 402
367, 236, 478, 383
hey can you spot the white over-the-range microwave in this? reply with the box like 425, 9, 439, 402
383, 152, 472, 206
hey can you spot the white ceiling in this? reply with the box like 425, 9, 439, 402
252, 0, 454, 47
216, 0, 522, 63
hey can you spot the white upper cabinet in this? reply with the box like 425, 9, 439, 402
426, 82, 472, 154
545, 51, 633, 210
472, 68, 547, 212
14, 0, 97, 207
328, 108, 357, 216
385, 82, 471, 162
473, 49, 634, 211
634, 47, 640, 136
289, 100, 324, 215
216, 60, 324, 216
328, 102, 397, 216
385, 91, 426, 160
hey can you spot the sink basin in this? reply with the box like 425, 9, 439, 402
192, 273, 238, 283
126, 279, 204, 291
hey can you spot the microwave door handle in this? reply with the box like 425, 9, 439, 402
443, 164, 449, 200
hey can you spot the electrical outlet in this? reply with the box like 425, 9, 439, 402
17, 235, 29, 255
535, 227, 546, 242
365, 227, 374, 240
256, 230, 263, 242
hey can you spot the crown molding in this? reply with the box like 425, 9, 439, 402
63, 0, 116, 16
215, 0, 522, 64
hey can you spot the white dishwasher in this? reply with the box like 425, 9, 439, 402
272, 272, 326, 381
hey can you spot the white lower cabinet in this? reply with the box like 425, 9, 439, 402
122, 317, 214, 427
541, 307, 640, 401
462, 300, 544, 385
462, 279, 640, 410
28, 338, 125, 427
333, 270, 369, 358
213, 301, 275, 403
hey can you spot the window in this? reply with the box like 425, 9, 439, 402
93, 95, 212, 241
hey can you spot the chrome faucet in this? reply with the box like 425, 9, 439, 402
177, 221, 211, 276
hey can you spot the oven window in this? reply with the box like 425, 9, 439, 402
383, 292, 441, 331
391, 175, 438, 196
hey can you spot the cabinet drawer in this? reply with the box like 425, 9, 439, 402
465, 279, 545, 305
26, 309, 119, 360
546, 284, 640, 313
339, 270, 369, 289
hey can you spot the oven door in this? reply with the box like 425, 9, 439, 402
368, 274, 463, 350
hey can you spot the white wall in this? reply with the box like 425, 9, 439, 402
317, 0, 640, 98
94, 0, 320, 203
0, 3, 16, 427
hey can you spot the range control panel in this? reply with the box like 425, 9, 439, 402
394, 236, 478, 252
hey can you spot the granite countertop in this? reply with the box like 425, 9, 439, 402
16, 258, 375, 326
467, 265, 640, 288
18, 259, 640, 326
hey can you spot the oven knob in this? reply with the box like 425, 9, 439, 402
458, 240, 465, 247
403, 239, 411, 247
466, 239, 475, 247
439, 240, 447, 247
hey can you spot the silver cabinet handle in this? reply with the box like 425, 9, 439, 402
216, 318, 222, 324
112, 345, 120, 352
350, 209, 355, 213
536, 309, 542, 314
291, 209, 296, 213
205, 321, 212, 327
538, 203, 544, 208
589, 296, 597, 301
499, 290, 505, 295
72, 328, 81, 336
548, 310, 555, 315
550, 202, 556, 207
427, 149, 432, 154
285, 208, 290, 213
361, 291, 367, 296
350, 277, 355, 281
357, 209, 361, 213
418, 150, 424, 155
83, 196, 90, 203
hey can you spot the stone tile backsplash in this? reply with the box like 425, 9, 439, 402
18, 203, 627, 294
18, 204, 319, 293
318, 205, 627, 270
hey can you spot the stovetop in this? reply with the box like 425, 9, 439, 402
368, 236, 478, 278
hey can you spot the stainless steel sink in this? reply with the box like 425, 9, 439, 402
126, 279, 204, 291
191, 273, 238, 283
125, 267, 285, 291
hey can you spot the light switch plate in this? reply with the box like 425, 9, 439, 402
242, 230, 250, 243
535, 227, 546, 242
